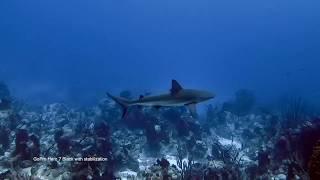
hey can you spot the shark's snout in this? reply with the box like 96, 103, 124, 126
198, 91, 215, 101
205, 91, 215, 100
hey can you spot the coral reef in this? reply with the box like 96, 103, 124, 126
222, 89, 256, 116
0, 82, 11, 100
309, 140, 320, 180
0, 85, 319, 179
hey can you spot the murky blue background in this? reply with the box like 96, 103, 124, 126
0, 0, 319, 106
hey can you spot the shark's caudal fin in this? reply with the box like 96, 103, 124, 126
107, 93, 130, 118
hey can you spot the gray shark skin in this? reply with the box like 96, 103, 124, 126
107, 80, 215, 118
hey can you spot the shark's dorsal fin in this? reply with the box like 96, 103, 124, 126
170, 80, 183, 95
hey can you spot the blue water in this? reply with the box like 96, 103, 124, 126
0, 0, 319, 107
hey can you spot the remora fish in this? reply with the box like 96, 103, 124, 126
107, 80, 215, 118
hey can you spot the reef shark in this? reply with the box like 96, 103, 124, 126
107, 80, 215, 118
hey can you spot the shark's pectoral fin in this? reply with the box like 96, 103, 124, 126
170, 79, 183, 95
122, 108, 129, 118
186, 103, 198, 118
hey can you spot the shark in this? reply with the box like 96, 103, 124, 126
107, 80, 215, 118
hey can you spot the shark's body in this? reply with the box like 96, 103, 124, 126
107, 80, 215, 118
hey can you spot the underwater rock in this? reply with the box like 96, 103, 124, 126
257, 149, 270, 174
48, 161, 59, 169
145, 123, 161, 152
42, 103, 71, 131
89, 121, 113, 159
139, 158, 180, 180
123, 108, 148, 129
81, 145, 95, 156
205, 104, 220, 127
29, 134, 40, 158
56, 118, 69, 128
157, 158, 170, 169
114, 147, 139, 172
20, 160, 33, 168
154, 124, 161, 133
244, 164, 259, 180
8, 112, 22, 130
297, 119, 320, 168
188, 140, 208, 159
98, 98, 120, 123
54, 129, 64, 142
14, 128, 31, 161
241, 128, 255, 140
218, 137, 242, 149
117, 169, 137, 179
176, 119, 190, 137
211, 142, 222, 160
71, 160, 103, 180
203, 167, 225, 180
187, 119, 202, 136
54, 129, 72, 156
0, 168, 11, 179
43, 103, 68, 116
308, 140, 320, 180
274, 173, 286, 180
0, 82, 12, 111
94, 120, 111, 138
112, 129, 146, 164
56, 136, 72, 156
175, 117, 202, 138
96, 137, 112, 157
162, 108, 183, 123
274, 136, 289, 160
0, 125, 10, 150
1, 87, 319, 180
71, 166, 93, 179
222, 89, 256, 116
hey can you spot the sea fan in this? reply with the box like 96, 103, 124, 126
309, 140, 320, 180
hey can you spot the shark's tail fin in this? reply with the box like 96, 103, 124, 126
107, 93, 131, 118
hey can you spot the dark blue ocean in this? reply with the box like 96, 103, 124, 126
1, 0, 319, 107
0, 1, 320, 179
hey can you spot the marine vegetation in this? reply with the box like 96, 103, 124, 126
0, 81, 319, 180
